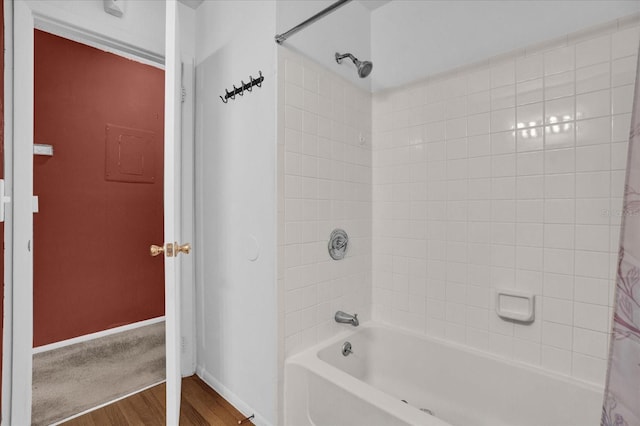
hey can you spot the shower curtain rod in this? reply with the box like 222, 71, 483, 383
275, 0, 352, 44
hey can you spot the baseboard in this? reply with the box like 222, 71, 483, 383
48, 379, 166, 425
196, 366, 272, 426
33, 316, 165, 354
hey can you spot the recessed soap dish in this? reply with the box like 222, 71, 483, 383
495, 289, 535, 323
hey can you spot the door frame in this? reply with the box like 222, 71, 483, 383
164, 1, 181, 422
1, 0, 13, 421
6, 2, 169, 423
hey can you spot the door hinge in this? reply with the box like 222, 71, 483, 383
181, 85, 186, 103
0, 179, 11, 222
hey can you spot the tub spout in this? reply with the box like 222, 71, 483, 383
335, 311, 359, 326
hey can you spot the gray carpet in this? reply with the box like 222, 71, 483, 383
32, 321, 166, 426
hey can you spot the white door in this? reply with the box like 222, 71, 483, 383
164, 1, 184, 424
10, 0, 186, 424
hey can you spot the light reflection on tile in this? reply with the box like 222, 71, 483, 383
545, 122, 575, 149
545, 97, 575, 125
491, 108, 516, 132
517, 127, 544, 152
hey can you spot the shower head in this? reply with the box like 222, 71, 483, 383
335, 52, 373, 78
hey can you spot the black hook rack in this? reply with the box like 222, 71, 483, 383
220, 71, 264, 103
237, 414, 255, 424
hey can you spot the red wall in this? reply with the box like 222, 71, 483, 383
33, 30, 165, 347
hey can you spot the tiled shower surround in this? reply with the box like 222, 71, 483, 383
372, 20, 639, 386
279, 16, 640, 388
278, 48, 372, 358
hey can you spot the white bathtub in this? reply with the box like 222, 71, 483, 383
285, 322, 603, 426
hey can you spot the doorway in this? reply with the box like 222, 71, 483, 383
31, 30, 166, 425
9, 2, 192, 423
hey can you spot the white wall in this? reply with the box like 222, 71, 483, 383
179, 2, 195, 60
371, 0, 640, 91
371, 17, 639, 387
276, 0, 371, 92
194, 1, 278, 425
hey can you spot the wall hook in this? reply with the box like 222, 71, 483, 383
220, 70, 265, 103
238, 414, 255, 424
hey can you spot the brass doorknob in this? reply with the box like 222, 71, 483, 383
150, 244, 164, 257
176, 243, 191, 255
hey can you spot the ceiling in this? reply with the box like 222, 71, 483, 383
357, 0, 392, 11
179, 0, 204, 9
185, 0, 639, 92
181, 0, 391, 11
370, 1, 640, 91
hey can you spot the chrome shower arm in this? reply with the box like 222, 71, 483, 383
335, 52, 357, 64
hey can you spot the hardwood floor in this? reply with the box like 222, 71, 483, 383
63, 375, 254, 426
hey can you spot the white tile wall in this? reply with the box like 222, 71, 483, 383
278, 48, 372, 358
372, 20, 639, 386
